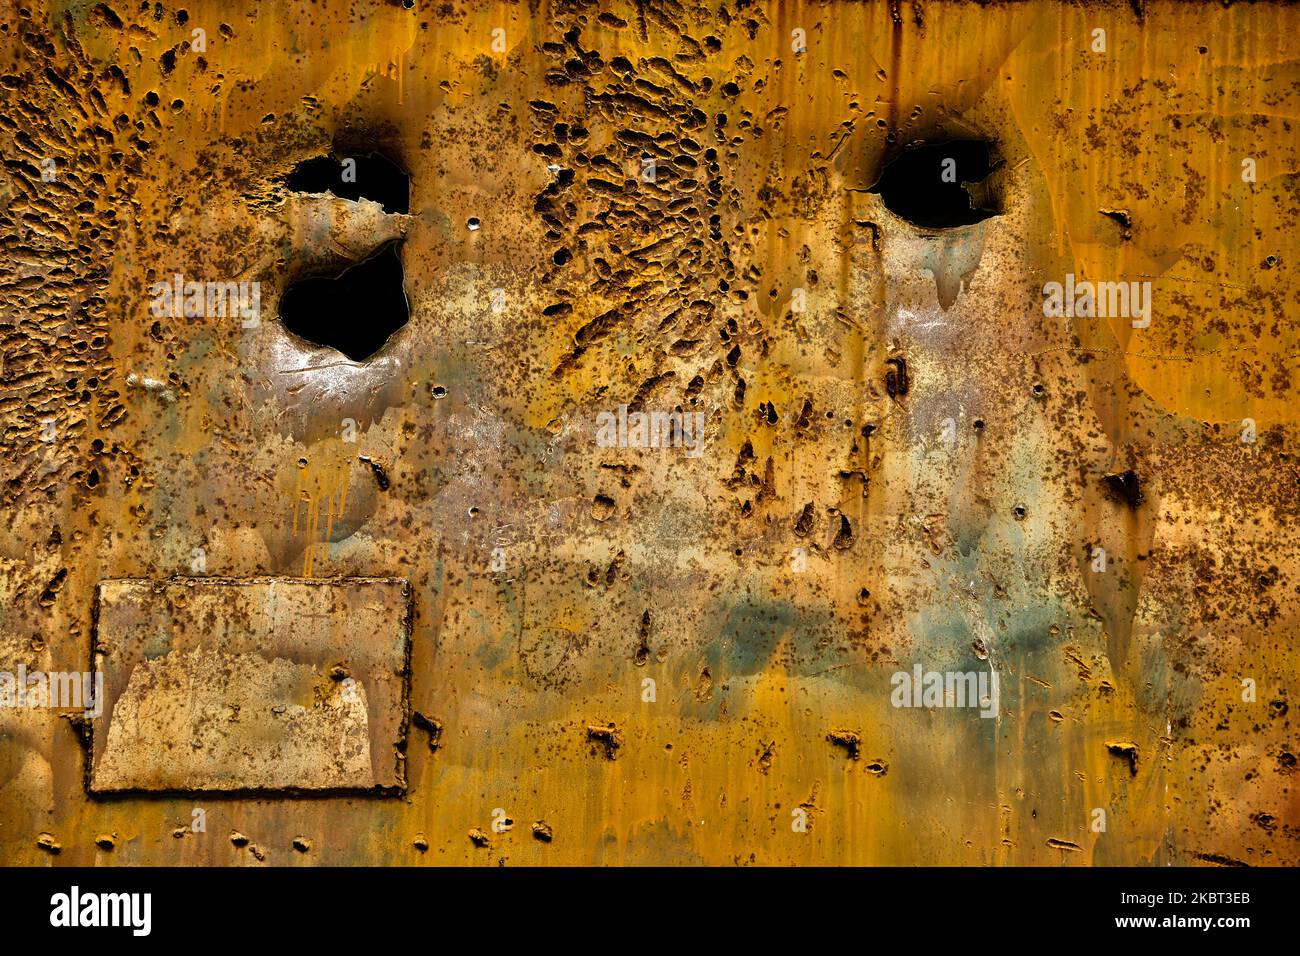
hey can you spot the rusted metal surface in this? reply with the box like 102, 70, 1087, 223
0, 0, 1297, 866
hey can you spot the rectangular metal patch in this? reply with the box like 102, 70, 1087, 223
88, 577, 411, 794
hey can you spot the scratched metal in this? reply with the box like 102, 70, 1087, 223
0, 0, 1296, 865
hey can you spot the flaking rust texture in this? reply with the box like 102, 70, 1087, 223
0, 0, 1296, 865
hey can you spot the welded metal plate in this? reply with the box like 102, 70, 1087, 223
88, 577, 411, 794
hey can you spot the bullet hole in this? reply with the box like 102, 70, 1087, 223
431, 385, 447, 399
1251, 812, 1277, 832
467, 828, 490, 848
1106, 741, 1139, 776
292, 836, 311, 853
279, 242, 408, 361
360, 455, 390, 490
633, 610, 652, 666
286, 153, 409, 214
871, 139, 999, 228
827, 729, 861, 760
793, 502, 815, 537
553, 247, 572, 265
857, 587, 871, 606
1031, 382, 1045, 398
973, 418, 985, 430
885, 356, 909, 398
532, 821, 554, 842
833, 514, 854, 549
1013, 504, 1027, 520
586, 723, 622, 759
1047, 838, 1082, 852
1100, 208, 1132, 240
467, 216, 481, 231
696, 665, 715, 701
792, 398, 813, 429
39, 567, 67, 606
36, 833, 61, 854
1103, 470, 1143, 508
590, 493, 615, 521
384, 698, 428, 749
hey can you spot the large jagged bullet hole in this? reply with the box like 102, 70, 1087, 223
871, 139, 999, 228
286, 152, 410, 214
279, 242, 409, 361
